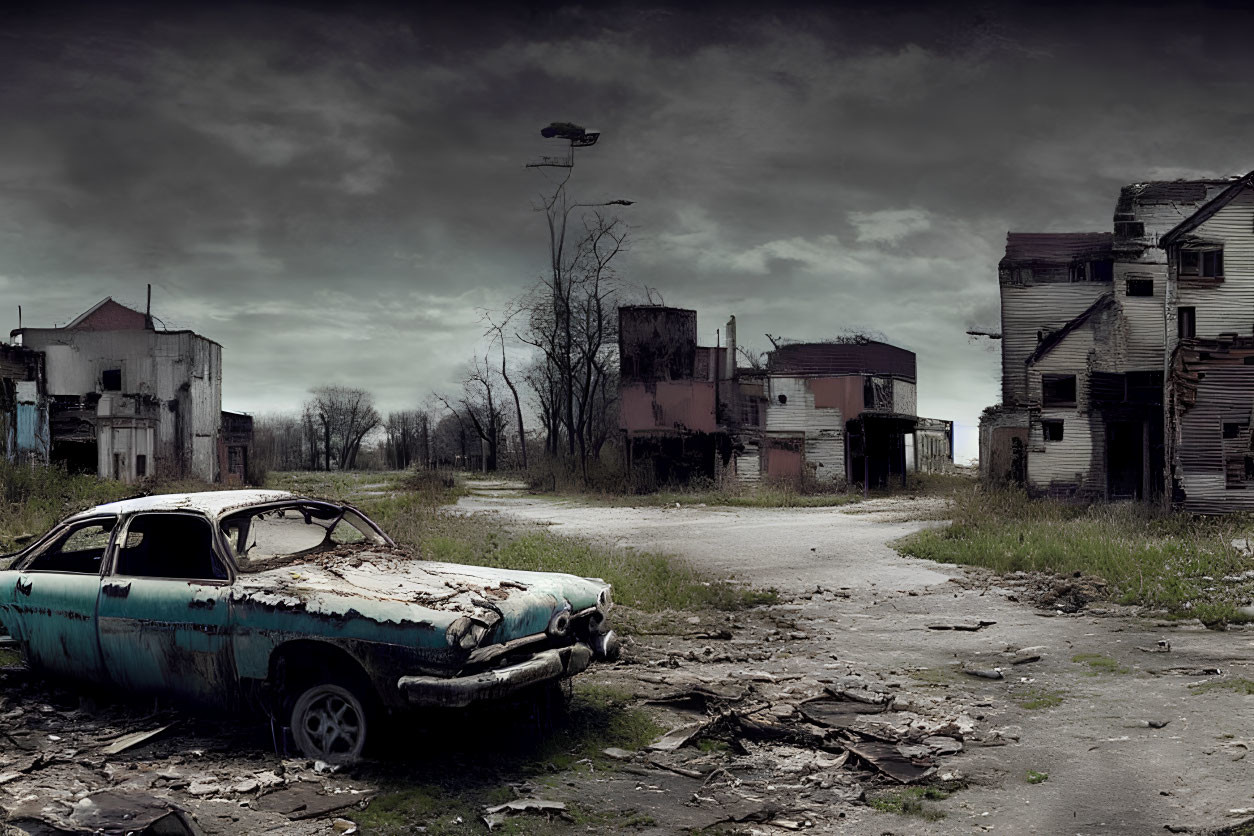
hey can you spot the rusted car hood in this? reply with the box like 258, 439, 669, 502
231, 551, 604, 644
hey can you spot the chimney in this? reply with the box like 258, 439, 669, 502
145, 284, 154, 330
725, 315, 737, 380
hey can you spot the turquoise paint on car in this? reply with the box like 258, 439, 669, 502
0, 490, 619, 730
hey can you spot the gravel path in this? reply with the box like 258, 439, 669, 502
458, 482, 1254, 835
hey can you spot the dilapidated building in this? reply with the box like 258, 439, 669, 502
618, 305, 952, 489
0, 343, 50, 465
983, 171, 1254, 511
10, 296, 252, 484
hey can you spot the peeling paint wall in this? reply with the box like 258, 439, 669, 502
16, 327, 223, 482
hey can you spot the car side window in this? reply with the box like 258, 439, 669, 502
23, 518, 118, 574
114, 514, 228, 581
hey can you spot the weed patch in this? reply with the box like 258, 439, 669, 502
867, 781, 965, 821
1071, 653, 1129, 675
1188, 677, 1254, 696
1017, 688, 1064, 710
1026, 771, 1049, 784
896, 486, 1254, 623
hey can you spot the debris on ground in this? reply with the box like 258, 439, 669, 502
482, 799, 568, 831
927, 620, 996, 631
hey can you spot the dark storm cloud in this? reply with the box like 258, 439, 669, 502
3, 2, 1254, 461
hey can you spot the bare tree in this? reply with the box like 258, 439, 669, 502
384, 409, 429, 470
305, 386, 382, 471
518, 210, 627, 478
484, 310, 528, 470
436, 355, 510, 472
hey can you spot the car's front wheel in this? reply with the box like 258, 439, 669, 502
290, 682, 369, 763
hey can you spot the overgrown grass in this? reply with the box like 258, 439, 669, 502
896, 486, 1254, 625
0, 460, 217, 556
356, 682, 664, 836
1188, 677, 1254, 696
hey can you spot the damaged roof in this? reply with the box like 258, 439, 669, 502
1025, 293, 1118, 367
1001, 233, 1113, 265
77, 490, 296, 519
1159, 170, 1254, 248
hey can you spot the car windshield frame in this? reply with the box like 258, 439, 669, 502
218, 500, 392, 572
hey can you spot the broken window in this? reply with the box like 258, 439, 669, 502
1042, 420, 1064, 442
1041, 374, 1077, 407
1070, 261, 1113, 282
1224, 422, 1247, 440
221, 503, 386, 571
101, 369, 122, 391
863, 376, 891, 410
115, 514, 227, 581
1178, 307, 1196, 340
135, 454, 147, 478
1126, 278, 1154, 297
22, 518, 117, 574
1180, 247, 1223, 279
1114, 221, 1145, 238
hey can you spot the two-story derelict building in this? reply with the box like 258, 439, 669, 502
981, 170, 1254, 512
6, 296, 252, 484
618, 305, 953, 490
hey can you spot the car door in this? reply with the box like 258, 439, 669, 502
96, 511, 235, 704
5, 516, 116, 680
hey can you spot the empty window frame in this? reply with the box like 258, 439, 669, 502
1042, 420, 1064, 442
1178, 306, 1196, 339
1223, 421, 1248, 440
1114, 221, 1145, 238
1126, 278, 1154, 297
1179, 248, 1223, 279
101, 368, 122, 391
1041, 374, 1077, 407
114, 513, 227, 581
135, 454, 147, 478
1069, 260, 1113, 282
21, 518, 117, 574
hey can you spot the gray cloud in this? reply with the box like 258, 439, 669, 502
2, 2, 1253, 463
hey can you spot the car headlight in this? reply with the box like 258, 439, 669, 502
445, 616, 489, 651
547, 608, 572, 638
596, 587, 613, 615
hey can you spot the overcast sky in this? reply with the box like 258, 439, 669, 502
3, 1, 1253, 464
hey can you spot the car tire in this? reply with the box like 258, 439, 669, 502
289, 682, 370, 764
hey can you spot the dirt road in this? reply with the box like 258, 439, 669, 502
458, 483, 1254, 835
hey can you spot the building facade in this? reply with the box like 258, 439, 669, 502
618, 305, 951, 489
10, 297, 249, 484
983, 171, 1254, 511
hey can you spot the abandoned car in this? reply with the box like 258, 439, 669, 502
0, 490, 619, 762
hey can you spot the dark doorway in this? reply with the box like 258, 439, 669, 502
1107, 421, 1144, 500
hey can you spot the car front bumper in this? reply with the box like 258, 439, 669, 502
398, 636, 615, 709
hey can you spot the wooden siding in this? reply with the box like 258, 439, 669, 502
1175, 188, 1254, 340
1001, 283, 1109, 406
763, 376, 847, 484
